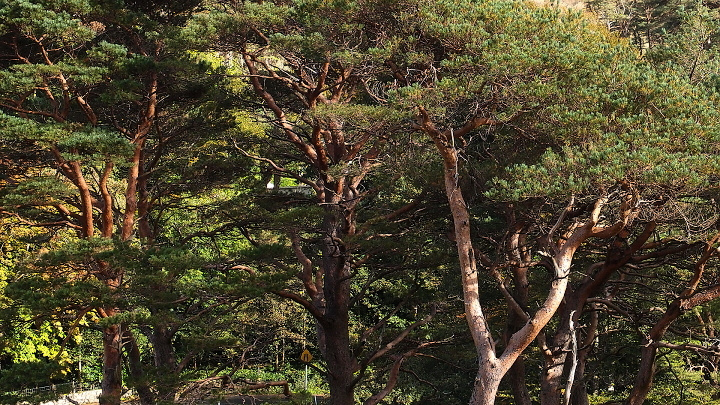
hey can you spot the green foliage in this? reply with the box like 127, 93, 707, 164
647, 350, 720, 405
648, 4, 720, 86
0, 0, 94, 43
369, 0, 720, 201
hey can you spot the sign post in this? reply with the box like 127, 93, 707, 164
300, 349, 313, 390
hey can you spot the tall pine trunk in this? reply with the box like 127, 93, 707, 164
100, 321, 123, 405
324, 319, 356, 405
320, 205, 357, 405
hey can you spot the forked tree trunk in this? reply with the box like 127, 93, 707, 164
540, 223, 652, 405
417, 108, 631, 405
241, 38, 432, 403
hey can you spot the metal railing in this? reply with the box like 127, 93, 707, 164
5, 380, 101, 397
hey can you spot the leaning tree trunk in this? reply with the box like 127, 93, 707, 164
125, 330, 155, 405
627, 313, 673, 405
627, 345, 658, 405
417, 109, 593, 405
540, 222, 652, 405
627, 233, 720, 405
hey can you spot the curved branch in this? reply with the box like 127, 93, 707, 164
273, 290, 325, 322
289, 229, 319, 300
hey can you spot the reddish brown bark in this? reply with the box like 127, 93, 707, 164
99, 312, 123, 405
99, 162, 115, 238
362, 358, 406, 405
1, 17, 163, 405
317, 204, 357, 405
69, 160, 95, 238
120, 73, 155, 241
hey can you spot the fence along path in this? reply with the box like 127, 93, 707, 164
8, 381, 102, 405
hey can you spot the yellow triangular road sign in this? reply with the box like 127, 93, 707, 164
300, 349, 313, 363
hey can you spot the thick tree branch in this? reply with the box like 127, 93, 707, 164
273, 290, 325, 322
99, 161, 114, 237
289, 229, 320, 301
241, 54, 320, 166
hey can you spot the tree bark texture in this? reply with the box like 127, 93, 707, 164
0, 23, 161, 405
242, 39, 426, 404
152, 326, 177, 372
100, 322, 123, 405
148, 325, 177, 401
504, 225, 532, 405
419, 109, 578, 405
416, 107, 641, 405
319, 201, 357, 405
